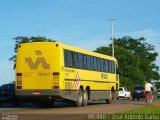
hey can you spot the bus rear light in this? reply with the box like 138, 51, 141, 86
52, 86, 59, 89
53, 72, 59, 75
17, 77, 22, 85
17, 86, 22, 89
16, 73, 22, 76
16, 72, 22, 86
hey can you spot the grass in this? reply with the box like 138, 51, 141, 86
88, 102, 160, 120
88, 105, 160, 120
125, 105, 160, 114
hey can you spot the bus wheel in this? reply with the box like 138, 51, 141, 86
73, 88, 83, 107
106, 99, 111, 104
38, 99, 53, 108
106, 91, 112, 104
82, 90, 88, 106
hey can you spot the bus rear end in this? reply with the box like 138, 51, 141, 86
16, 42, 61, 103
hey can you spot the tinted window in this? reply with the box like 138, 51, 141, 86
93, 57, 98, 70
64, 50, 72, 67
124, 87, 129, 92
100, 59, 105, 72
97, 58, 101, 71
86, 56, 91, 70
111, 61, 115, 73
108, 61, 111, 72
134, 86, 144, 90
105, 60, 109, 72
90, 56, 94, 70
0, 84, 14, 90
82, 55, 86, 69
77, 53, 83, 68
71, 52, 77, 67
64, 49, 116, 73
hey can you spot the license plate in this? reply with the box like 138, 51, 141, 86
33, 91, 41, 95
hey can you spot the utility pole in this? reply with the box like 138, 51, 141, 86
108, 18, 116, 57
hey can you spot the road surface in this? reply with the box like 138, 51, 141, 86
0, 98, 160, 120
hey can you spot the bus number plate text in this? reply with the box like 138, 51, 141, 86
101, 74, 108, 79
38, 73, 50, 76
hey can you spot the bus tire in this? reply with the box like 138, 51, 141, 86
82, 89, 88, 106
106, 99, 111, 104
73, 88, 83, 107
38, 99, 53, 108
106, 91, 112, 104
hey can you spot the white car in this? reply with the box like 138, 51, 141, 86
117, 87, 131, 99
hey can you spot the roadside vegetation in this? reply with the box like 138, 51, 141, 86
95, 36, 160, 90
125, 105, 160, 114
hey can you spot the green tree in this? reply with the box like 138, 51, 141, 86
9, 36, 55, 69
95, 36, 160, 90
155, 82, 160, 89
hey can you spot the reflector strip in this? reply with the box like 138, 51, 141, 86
73, 72, 80, 89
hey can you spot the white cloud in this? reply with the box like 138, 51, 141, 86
116, 29, 160, 43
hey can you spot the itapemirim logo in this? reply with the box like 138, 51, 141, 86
25, 50, 50, 69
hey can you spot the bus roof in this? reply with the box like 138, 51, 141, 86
19, 42, 117, 62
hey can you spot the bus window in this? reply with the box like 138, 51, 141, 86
90, 56, 94, 70
109, 61, 115, 73
112, 61, 115, 73
75, 53, 79, 68
82, 55, 86, 69
64, 50, 67, 67
86, 56, 90, 70
100, 59, 104, 72
105, 60, 109, 72
93, 57, 97, 71
64, 50, 72, 67
71, 52, 76, 67
108, 61, 111, 73
97, 58, 101, 71
77, 53, 83, 69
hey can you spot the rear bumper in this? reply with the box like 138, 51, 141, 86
157, 92, 160, 97
16, 89, 77, 101
132, 93, 145, 98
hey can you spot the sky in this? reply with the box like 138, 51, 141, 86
0, 0, 160, 85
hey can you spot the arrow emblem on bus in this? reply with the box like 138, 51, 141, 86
25, 50, 50, 69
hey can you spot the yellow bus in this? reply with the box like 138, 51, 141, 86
16, 42, 119, 107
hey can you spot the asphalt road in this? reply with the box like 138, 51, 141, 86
0, 98, 160, 120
